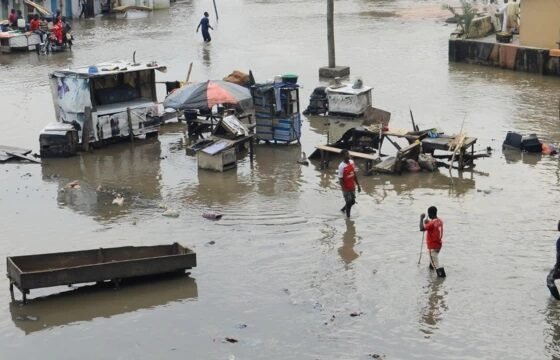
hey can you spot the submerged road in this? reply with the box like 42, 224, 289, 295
2, 0, 560, 358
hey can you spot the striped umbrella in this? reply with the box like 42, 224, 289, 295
163, 80, 253, 111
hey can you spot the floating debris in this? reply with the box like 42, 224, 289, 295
15, 315, 39, 321
202, 212, 223, 220
297, 152, 309, 166
207, 241, 216, 245
162, 209, 180, 218
65, 180, 81, 190
112, 195, 124, 206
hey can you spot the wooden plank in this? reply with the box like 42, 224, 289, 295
0, 145, 32, 155
83, 106, 92, 151
315, 145, 376, 161
127, 107, 134, 142
0, 153, 15, 162
373, 156, 397, 173
398, 141, 420, 156
5, 152, 41, 164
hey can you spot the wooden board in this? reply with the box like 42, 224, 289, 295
5, 152, 41, 164
0, 145, 33, 163
315, 145, 376, 161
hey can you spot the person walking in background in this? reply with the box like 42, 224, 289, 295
338, 149, 361, 218
79, 0, 88, 19
546, 221, 560, 300
420, 206, 446, 278
487, 0, 501, 32
196, 12, 214, 42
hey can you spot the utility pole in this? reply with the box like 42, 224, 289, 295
319, 0, 350, 78
327, 0, 335, 68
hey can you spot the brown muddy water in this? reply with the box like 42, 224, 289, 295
2, 0, 560, 359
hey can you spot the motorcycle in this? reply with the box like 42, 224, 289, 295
36, 21, 73, 55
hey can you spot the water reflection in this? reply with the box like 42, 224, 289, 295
419, 278, 448, 338
503, 149, 543, 166
182, 164, 254, 206
202, 43, 212, 68
545, 299, 560, 359
314, 166, 476, 199
338, 219, 360, 267
254, 145, 303, 196
41, 140, 162, 221
382, 170, 476, 197
10, 274, 197, 335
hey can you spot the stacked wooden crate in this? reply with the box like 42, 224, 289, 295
251, 83, 301, 144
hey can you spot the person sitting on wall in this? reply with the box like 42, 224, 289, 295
14, 9, 24, 30
39, 16, 48, 32
29, 14, 46, 43
7, 9, 16, 27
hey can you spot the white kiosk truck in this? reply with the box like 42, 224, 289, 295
40, 60, 167, 157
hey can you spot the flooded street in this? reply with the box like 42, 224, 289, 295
3, 0, 560, 358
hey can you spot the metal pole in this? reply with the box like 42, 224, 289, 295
417, 232, 424, 265
327, 0, 335, 68
212, 0, 219, 20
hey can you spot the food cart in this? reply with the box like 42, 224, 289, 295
40, 60, 166, 154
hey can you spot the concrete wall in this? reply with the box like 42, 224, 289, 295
519, 0, 560, 49
449, 39, 560, 77
152, 0, 168, 9
118, 0, 169, 9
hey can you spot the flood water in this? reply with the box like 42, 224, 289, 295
2, 0, 560, 358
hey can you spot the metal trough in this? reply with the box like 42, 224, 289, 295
6, 243, 197, 303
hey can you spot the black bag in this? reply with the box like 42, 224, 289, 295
503, 131, 522, 150
521, 134, 543, 153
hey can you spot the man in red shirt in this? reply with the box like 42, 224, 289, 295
29, 14, 40, 31
338, 150, 361, 218
420, 206, 446, 277
8, 9, 16, 27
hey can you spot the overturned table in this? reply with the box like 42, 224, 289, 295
421, 135, 477, 170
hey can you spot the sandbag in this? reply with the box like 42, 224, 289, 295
418, 153, 437, 172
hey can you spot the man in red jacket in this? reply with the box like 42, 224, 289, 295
420, 206, 446, 277
338, 150, 361, 218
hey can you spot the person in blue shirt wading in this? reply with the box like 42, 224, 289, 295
196, 12, 214, 42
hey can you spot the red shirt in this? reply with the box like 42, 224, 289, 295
53, 24, 63, 43
338, 160, 356, 192
425, 218, 443, 250
8, 13, 16, 25
30, 19, 40, 31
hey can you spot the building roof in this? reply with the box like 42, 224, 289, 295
50, 60, 167, 79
